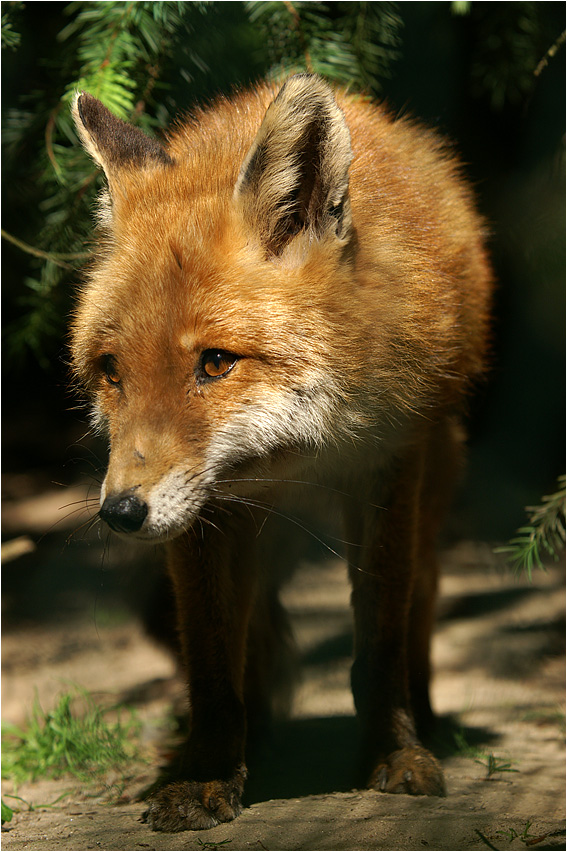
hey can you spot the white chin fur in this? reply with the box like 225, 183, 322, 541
99, 382, 367, 541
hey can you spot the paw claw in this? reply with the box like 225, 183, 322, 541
143, 773, 245, 832
370, 746, 446, 797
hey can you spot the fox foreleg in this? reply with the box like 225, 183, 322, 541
143, 508, 258, 831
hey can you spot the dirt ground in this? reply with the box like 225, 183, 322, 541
1, 481, 565, 851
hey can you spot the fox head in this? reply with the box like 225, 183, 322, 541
71, 75, 376, 541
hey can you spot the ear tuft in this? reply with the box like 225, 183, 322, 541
72, 92, 172, 183
234, 74, 353, 256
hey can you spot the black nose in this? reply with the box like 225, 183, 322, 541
100, 492, 148, 533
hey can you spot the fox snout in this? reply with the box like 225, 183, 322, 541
99, 490, 148, 534
98, 451, 213, 542
95, 405, 216, 540
99, 476, 196, 542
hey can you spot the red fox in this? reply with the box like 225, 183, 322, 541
71, 74, 492, 831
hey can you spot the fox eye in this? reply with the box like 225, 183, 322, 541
102, 354, 121, 386
199, 349, 238, 380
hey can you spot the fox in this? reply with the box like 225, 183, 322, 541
70, 74, 492, 832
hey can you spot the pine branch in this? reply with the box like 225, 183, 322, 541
1, 229, 89, 269
3, 1, 212, 368
534, 29, 566, 79
495, 476, 566, 579
245, 1, 402, 90
1, 3, 23, 50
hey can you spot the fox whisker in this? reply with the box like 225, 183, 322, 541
66, 511, 101, 545
215, 475, 386, 511
210, 490, 372, 573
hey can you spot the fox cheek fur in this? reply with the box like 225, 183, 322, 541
70, 74, 492, 830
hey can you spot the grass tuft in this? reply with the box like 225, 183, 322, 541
474, 752, 519, 778
2, 688, 142, 785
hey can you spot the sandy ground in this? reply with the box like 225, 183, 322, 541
1, 484, 565, 851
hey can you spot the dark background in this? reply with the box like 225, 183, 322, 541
2, 2, 565, 626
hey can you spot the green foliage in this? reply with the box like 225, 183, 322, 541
1, 3, 22, 51
474, 752, 519, 778
2, 2, 563, 371
1, 798, 14, 824
452, 731, 519, 781
2, 1, 213, 369
469, 3, 549, 109
57, 1, 207, 121
245, 1, 402, 89
496, 476, 566, 579
496, 820, 535, 842
451, 727, 486, 760
451, 2, 471, 15
1, 689, 142, 784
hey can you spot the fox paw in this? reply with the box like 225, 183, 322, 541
369, 746, 446, 797
142, 770, 246, 832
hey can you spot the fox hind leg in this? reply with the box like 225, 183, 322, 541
409, 417, 465, 737
346, 440, 446, 797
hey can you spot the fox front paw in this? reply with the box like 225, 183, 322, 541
142, 770, 246, 832
369, 746, 446, 797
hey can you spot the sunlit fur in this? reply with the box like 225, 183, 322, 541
70, 75, 492, 830
71, 78, 491, 539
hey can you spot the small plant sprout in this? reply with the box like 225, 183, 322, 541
475, 752, 519, 779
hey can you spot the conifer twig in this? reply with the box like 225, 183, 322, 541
495, 476, 566, 579
282, 1, 313, 73
534, 30, 566, 78
1, 229, 89, 269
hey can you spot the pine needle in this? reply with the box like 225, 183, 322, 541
495, 476, 566, 580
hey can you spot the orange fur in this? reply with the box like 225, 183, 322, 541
71, 75, 492, 831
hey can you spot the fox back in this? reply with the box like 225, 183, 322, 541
71, 75, 492, 831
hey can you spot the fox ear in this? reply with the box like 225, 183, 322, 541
72, 92, 172, 193
234, 74, 353, 256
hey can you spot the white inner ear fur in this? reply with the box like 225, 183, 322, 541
71, 92, 106, 172
233, 75, 353, 252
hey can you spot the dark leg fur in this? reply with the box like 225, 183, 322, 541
143, 420, 461, 829
347, 420, 461, 797
143, 508, 258, 831
409, 418, 464, 737
244, 580, 297, 734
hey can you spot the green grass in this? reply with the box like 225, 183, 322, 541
496, 819, 535, 842
451, 727, 482, 758
2, 688, 142, 786
474, 752, 519, 778
452, 729, 519, 779
520, 705, 566, 733
1, 797, 14, 824
1, 790, 71, 825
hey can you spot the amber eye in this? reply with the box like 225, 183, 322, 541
200, 349, 238, 380
102, 354, 121, 386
